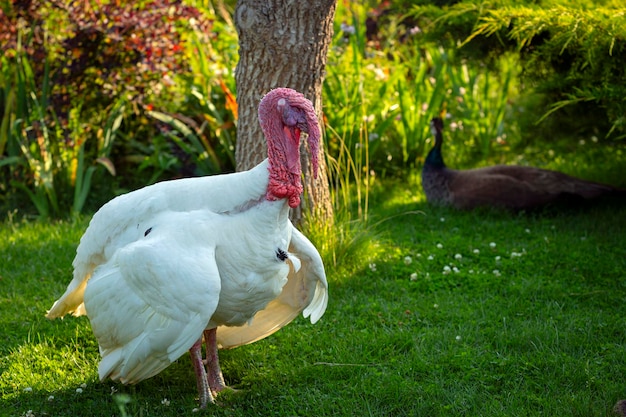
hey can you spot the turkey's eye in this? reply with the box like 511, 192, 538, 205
144, 227, 153, 237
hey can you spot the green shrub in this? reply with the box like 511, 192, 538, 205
0, 0, 223, 217
404, 0, 626, 141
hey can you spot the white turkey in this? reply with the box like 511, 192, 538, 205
46, 88, 329, 408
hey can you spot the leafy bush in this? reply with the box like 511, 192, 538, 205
0, 0, 223, 217
404, 0, 626, 141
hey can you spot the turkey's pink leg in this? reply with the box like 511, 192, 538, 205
204, 328, 227, 394
189, 338, 213, 408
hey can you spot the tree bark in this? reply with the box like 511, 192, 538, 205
234, 0, 336, 225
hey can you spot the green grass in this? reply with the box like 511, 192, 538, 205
1, 178, 625, 416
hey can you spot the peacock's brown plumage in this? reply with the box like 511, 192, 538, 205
421, 117, 624, 211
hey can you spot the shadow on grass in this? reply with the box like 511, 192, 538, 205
6, 350, 211, 416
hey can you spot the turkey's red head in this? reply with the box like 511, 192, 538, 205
258, 88, 321, 208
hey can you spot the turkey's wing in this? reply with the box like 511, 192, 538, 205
84, 237, 221, 384
216, 224, 328, 349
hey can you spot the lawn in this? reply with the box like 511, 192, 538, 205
2, 1, 626, 415
1, 176, 625, 416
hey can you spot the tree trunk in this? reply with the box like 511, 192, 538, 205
234, 0, 336, 225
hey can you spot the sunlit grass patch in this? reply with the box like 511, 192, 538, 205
2, 182, 626, 416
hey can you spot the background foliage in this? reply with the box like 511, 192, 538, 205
405, 0, 626, 140
0, 0, 624, 219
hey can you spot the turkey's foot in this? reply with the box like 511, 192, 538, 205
189, 338, 214, 408
203, 328, 228, 395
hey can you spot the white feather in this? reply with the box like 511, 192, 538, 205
215, 226, 328, 348
46, 159, 328, 384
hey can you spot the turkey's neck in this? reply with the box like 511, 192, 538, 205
266, 161, 303, 208
265, 131, 303, 208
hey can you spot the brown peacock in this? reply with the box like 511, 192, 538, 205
421, 117, 624, 211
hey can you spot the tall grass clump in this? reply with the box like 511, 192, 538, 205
314, 1, 521, 268
325, 2, 521, 181
5, 43, 120, 218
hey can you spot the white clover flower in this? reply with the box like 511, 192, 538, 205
440, 217, 446, 222
495, 256, 501, 262
525, 228, 531, 234
416, 253, 422, 258
436, 243, 443, 249
427, 255, 434, 260
410, 273, 418, 281
76, 388, 83, 394
454, 253, 462, 260
404, 256, 412, 265
469, 269, 475, 274
23, 387, 33, 393
455, 335, 462, 341
24, 411, 34, 417
161, 398, 171, 406
452, 266, 460, 273
442, 265, 451, 275
511, 252, 522, 258
433, 303, 439, 309
81, 383, 87, 389
473, 249, 480, 254
493, 269, 501, 276
369, 263, 377, 272
48, 395, 55, 401
489, 242, 496, 248
192, 408, 200, 413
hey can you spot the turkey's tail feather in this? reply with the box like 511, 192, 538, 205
216, 299, 301, 349
303, 279, 328, 324
45, 277, 89, 319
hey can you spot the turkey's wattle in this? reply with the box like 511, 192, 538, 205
46, 88, 328, 408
